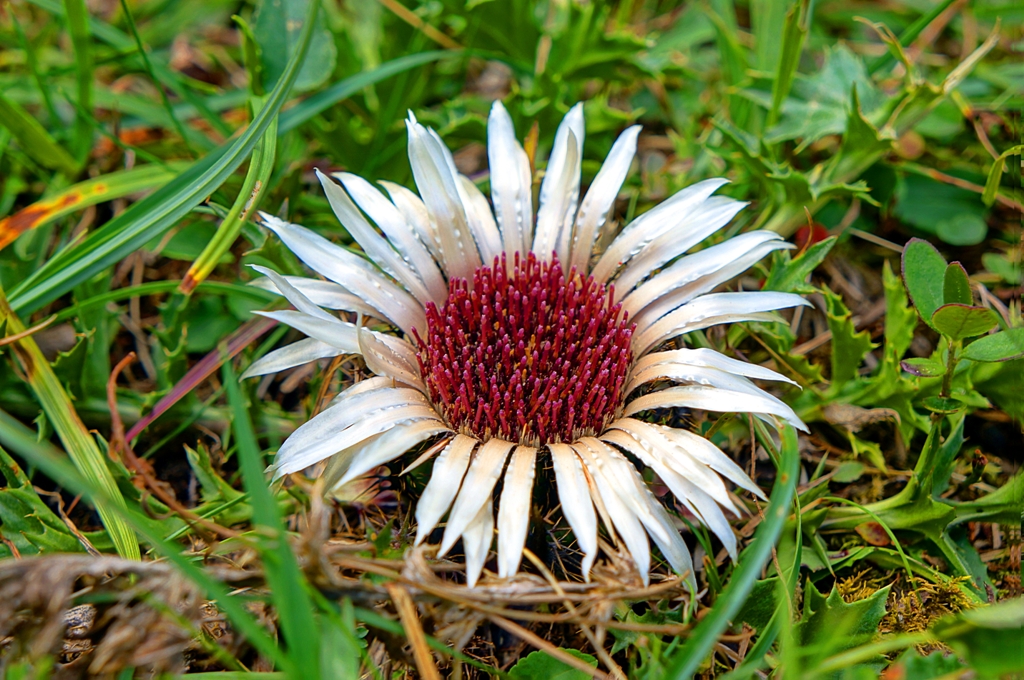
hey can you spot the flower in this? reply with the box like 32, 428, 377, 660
245, 102, 809, 587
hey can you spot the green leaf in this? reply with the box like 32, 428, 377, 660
763, 46, 882, 150
942, 262, 972, 305
255, 0, 337, 93
764, 0, 809, 129
930, 304, 998, 340
823, 287, 876, 387
0, 445, 83, 555
935, 213, 988, 246
0, 92, 79, 175
922, 396, 963, 414
961, 328, 1024, 362
223, 360, 322, 678
886, 648, 968, 680
508, 649, 597, 680
901, 238, 947, 330
662, 426, 801, 678
797, 584, 891, 656
931, 598, 1024, 677
900, 358, 945, 377
981, 144, 1022, 207
8, 0, 313, 315
763, 236, 837, 293
879, 261, 918, 377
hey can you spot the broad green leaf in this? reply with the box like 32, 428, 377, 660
901, 238, 947, 329
935, 213, 988, 246
763, 46, 882, 149
823, 287, 876, 387
508, 649, 598, 680
922, 396, 962, 414
255, 0, 337, 93
931, 598, 1024, 677
930, 304, 998, 340
0, 445, 83, 555
900, 357, 944, 377
881, 261, 919, 375
797, 584, 891, 657
942, 262, 972, 305
962, 328, 1024, 362
763, 236, 837, 294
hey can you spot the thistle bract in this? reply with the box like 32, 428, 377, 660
245, 102, 809, 587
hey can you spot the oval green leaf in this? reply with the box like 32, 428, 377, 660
901, 238, 947, 329
931, 304, 998, 340
922, 396, 963, 414
961, 328, 1024, 362
901, 357, 945, 377
942, 262, 972, 305
936, 213, 987, 246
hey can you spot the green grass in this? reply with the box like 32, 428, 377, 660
0, 0, 1021, 678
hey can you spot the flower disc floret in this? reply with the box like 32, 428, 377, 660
414, 252, 634, 446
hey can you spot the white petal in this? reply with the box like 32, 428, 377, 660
487, 101, 533, 258
571, 439, 651, 583
406, 116, 482, 280
459, 175, 504, 268
250, 265, 340, 322
335, 419, 451, 488
415, 435, 479, 545
379, 180, 442, 263
534, 107, 584, 265
628, 347, 797, 390
569, 125, 640, 274
462, 499, 494, 587
613, 199, 753, 301
439, 438, 515, 557
590, 178, 730, 283
624, 360, 797, 410
318, 169, 435, 306
497, 445, 538, 578
632, 291, 810, 355
549, 443, 599, 580
255, 310, 359, 353
623, 384, 808, 432
581, 438, 694, 582
260, 213, 426, 336
356, 326, 424, 389
623, 232, 792, 316
271, 387, 435, 477
608, 426, 737, 557
654, 423, 767, 500
338, 172, 448, 304
250, 276, 379, 316
240, 338, 343, 379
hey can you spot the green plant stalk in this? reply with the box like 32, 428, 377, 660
0, 286, 139, 560
867, 0, 958, 75
181, 99, 277, 294
62, 0, 93, 164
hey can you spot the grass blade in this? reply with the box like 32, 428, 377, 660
662, 425, 801, 678
0, 285, 139, 560
0, 163, 186, 252
8, 0, 321, 315
0, 92, 78, 176
223, 358, 321, 679
765, 0, 809, 129
0, 407, 287, 668
62, 0, 93, 163
181, 99, 277, 293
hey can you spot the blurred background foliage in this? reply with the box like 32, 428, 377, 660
0, 0, 1020, 677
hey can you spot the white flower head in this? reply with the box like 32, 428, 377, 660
246, 102, 810, 588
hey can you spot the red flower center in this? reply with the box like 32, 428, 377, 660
414, 253, 634, 446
